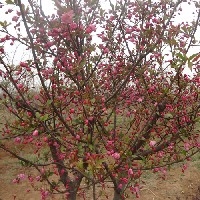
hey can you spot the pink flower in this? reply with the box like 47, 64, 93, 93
128, 168, 134, 176
118, 183, 123, 189
149, 140, 156, 147
41, 189, 49, 199
20, 62, 28, 68
14, 137, 21, 143
70, 22, 78, 30
76, 135, 80, 140
0, 47, 4, 54
34, 94, 39, 100
12, 178, 19, 184
182, 164, 188, 173
137, 97, 143, 102
36, 176, 41, 181
17, 173, 26, 180
126, 111, 131, 117
184, 142, 190, 151
130, 185, 140, 198
12, 16, 19, 22
158, 151, 164, 158
61, 10, 74, 24
17, 83, 23, 89
104, 48, 109, 54
32, 130, 39, 136
43, 137, 48, 142
107, 140, 113, 146
66, 117, 71, 121
27, 111, 32, 117
107, 149, 114, 156
84, 119, 89, 125
112, 152, 120, 160
85, 24, 96, 34
70, 108, 75, 114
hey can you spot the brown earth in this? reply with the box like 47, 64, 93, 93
0, 148, 200, 200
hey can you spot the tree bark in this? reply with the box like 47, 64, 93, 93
113, 190, 123, 200
67, 188, 77, 200
66, 177, 83, 200
49, 138, 83, 200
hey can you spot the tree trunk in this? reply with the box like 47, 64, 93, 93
49, 139, 83, 200
66, 170, 83, 200
113, 190, 123, 200
67, 189, 77, 200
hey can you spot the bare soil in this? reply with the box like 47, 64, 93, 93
0, 147, 200, 200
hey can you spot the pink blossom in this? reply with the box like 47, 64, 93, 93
107, 140, 113, 146
43, 136, 48, 142
14, 137, 21, 143
121, 178, 128, 184
17, 83, 23, 89
46, 41, 54, 48
126, 111, 131, 117
27, 111, 32, 117
104, 48, 109, 54
85, 119, 89, 125
12, 178, 18, 184
149, 140, 156, 147
32, 130, 39, 136
61, 10, 74, 24
168, 143, 174, 150
130, 185, 140, 198
85, 24, 96, 34
12, 16, 19, 22
17, 173, 26, 180
128, 168, 134, 176
26, 67, 31, 71
8, 9, 13, 13
126, 28, 132, 34
40, 168, 45, 174
53, 141, 59, 147
41, 189, 49, 200
184, 142, 190, 151
153, 167, 160, 173
129, 37, 135, 43
67, 65, 73, 71
182, 164, 188, 173
137, 97, 143, 102
107, 150, 114, 155
70, 22, 78, 30
20, 62, 28, 68
148, 85, 156, 93
0, 47, 4, 54
34, 94, 39, 100
70, 108, 75, 113
76, 135, 80, 140
109, 16, 115, 21
158, 151, 164, 158
36, 176, 41, 181
112, 152, 120, 160
118, 183, 123, 189
66, 117, 71, 121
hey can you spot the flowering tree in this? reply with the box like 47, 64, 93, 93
0, 0, 200, 199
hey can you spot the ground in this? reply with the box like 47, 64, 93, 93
0, 147, 200, 200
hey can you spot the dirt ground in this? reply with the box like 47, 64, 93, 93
0, 148, 200, 200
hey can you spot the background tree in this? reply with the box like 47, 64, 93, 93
0, 0, 200, 199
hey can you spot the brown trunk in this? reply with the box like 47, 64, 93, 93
66, 176, 83, 200
67, 186, 78, 200
113, 190, 124, 200
49, 138, 83, 200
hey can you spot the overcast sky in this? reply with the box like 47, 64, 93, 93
0, 0, 199, 75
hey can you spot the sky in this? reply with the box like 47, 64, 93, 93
0, 0, 199, 76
